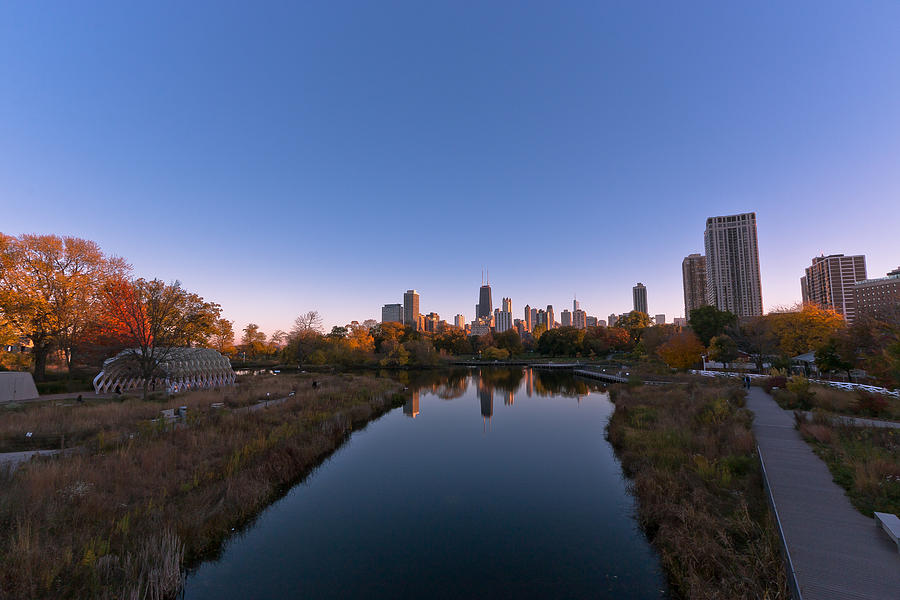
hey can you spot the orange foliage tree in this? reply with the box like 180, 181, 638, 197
98, 277, 221, 398
657, 331, 706, 370
0, 233, 128, 379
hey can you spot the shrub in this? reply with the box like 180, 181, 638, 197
856, 391, 890, 417
762, 376, 786, 394
787, 375, 815, 410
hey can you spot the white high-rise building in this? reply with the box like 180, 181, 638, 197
704, 212, 763, 317
494, 297, 513, 333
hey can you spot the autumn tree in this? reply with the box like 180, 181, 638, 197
98, 277, 221, 399
0, 233, 128, 379
291, 311, 323, 337
657, 331, 705, 370
689, 305, 737, 346
345, 323, 375, 353
209, 318, 236, 355
240, 323, 268, 358
281, 310, 325, 363
768, 303, 845, 357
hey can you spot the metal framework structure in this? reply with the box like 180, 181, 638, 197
93, 347, 235, 394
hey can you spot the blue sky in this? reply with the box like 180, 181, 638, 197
3, 2, 899, 334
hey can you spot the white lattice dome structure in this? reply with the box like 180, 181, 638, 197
93, 347, 235, 394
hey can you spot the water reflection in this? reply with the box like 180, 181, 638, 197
389, 367, 601, 422
184, 367, 667, 600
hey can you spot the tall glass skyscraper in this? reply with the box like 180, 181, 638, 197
476, 284, 492, 319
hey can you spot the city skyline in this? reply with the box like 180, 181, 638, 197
2, 3, 900, 334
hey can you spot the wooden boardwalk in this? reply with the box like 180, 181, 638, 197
747, 387, 900, 599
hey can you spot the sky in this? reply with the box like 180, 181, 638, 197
2, 2, 899, 335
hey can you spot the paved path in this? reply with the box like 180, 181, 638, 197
0, 449, 64, 472
747, 387, 900, 599
798, 411, 900, 430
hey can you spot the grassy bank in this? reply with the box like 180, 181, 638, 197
0, 373, 402, 599
607, 381, 788, 599
798, 416, 900, 517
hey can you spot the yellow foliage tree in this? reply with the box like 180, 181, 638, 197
768, 303, 846, 357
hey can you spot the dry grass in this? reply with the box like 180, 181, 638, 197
774, 384, 900, 420
0, 373, 402, 599
799, 419, 900, 516
607, 381, 788, 600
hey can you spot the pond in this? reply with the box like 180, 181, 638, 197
184, 367, 668, 599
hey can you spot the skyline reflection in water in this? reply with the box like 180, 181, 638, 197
185, 367, 668, 600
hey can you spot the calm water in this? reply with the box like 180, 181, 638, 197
184, 368, 668, 599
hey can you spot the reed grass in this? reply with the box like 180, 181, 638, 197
0, 373, 402, 599
607, 381, 788, 599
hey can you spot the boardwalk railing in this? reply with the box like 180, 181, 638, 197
757, 445, 803, 600
691, 370, 900, 399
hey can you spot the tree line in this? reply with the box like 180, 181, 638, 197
655, 303, 900, 389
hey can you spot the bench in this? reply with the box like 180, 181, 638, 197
874, 512, 900, 550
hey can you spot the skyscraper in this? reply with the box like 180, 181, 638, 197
560, 309, 572, 327
476, 281, 493, 319
403, 290, 420, 327
608, 313, 618, 327
573, 297, 580, 312
704, 212, 763, 317
546, 305, 555, 329
654, 314, 666, 325
574, 309, 587, 329
524, 304, 532, 332
454, 314, 466, 329
381, 303, 402, 323
802, 254, 867, 323
495, 298, 513, 333
633, 283, 648, 314
682, 253, 707, 320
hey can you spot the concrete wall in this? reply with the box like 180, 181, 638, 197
0, 372, 39, 403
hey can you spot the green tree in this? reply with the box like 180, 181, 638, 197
689, 305, 737, 346
482, 346, 509, 360
815, 336, 855, 380
493, 329, 523, 356
734, 316, 778, 373
708, 334, 739, 369
328, 326, 348, 340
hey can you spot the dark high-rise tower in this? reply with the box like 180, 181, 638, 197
476, 271, 493, 319
403, 290, 420, 327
